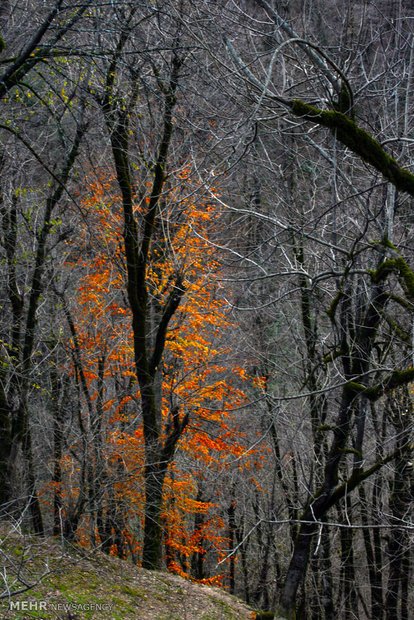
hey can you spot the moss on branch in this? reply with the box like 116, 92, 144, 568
290, 100, 414, 197
365, 367, 414, 400
325, 290, 342, 320
370, 256, 414, 301
346, 367, 414, 402
323, 348, 346, 365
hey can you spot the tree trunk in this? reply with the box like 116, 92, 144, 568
102, 49, 185, 571
385, 393, 413, 620
227, 497, 236, 594
336, 501, 357, 620
359, 483, 384, 619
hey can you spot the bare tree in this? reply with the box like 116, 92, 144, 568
196, 1, 414, 617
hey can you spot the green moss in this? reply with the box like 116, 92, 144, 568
345, 381, 366, 395
333, 83, 354, 119
388, 293, 412, 311
109, 596, 127, 606
396, 257, 414, 300
370, 259, 397, 283
19, 611, 45, 618
56, 581, 69, 592
0, 533, 255, 620
318, 424, 336, 432
105, 595, 141, 618
338, 447, 362, 456
0, 36, 5, 54
323, 348, 346, 364
325, 291, 342, 320
365, 367, 414, 400
381, 313, 409, 342
291, 102, 388, 166
342, 367, 414, 403
381, 235, 397, 250
208, 597, 238, 618
120, 584, 146, 598
49, 570, 99, 592
370, 256, 414, 300
291, 100, 414, 197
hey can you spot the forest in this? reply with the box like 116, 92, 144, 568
0, 1, 413, 619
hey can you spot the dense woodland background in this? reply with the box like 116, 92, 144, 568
0, 1, 413, 619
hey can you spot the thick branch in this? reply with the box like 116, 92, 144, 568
149, 276, 186, 376
0, 1, 91, 98
138, 54, 182, 277
13, 120, 85, 440
290, 101, 414, 197
347, 367, 414, 402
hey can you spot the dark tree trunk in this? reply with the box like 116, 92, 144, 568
235, 518, 251, 605
227, 497, 236, 594
51, 365, 64, 536
359, 483, 384, 619
385, 393, 413, 620
336, 501, 357, 620
100, 44, 188, 571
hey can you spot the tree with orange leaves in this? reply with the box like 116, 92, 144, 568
58, 153, 253, 577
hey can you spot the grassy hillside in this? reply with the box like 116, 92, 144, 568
0, 528, 259, 619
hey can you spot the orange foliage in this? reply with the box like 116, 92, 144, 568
49, 165, 265, 584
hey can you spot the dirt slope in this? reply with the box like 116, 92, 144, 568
0, 531, 258, 619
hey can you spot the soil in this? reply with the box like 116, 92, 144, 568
0, 528, 260, 620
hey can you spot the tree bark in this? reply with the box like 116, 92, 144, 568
102, 50, 188, 570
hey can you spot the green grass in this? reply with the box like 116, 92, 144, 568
0, 532, 255, 619
120, 584, 146, 598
